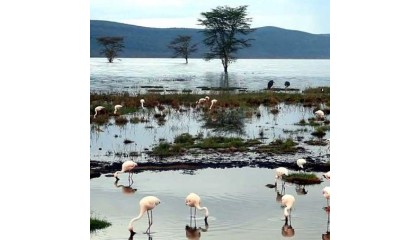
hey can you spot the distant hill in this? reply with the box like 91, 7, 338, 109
90, 20, 329, 59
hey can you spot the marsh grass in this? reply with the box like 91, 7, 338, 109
202, 109, 245, 134
90, 215, 111, 232
283, 173, 322, 185
115, 116, 129, 125
256, 138, 299, 153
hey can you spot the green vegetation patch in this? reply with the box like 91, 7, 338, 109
90, 216, 111, 231
256, 138, 299, 154
283, 173, 322, 185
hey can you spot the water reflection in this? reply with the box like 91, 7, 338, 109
322, 207, 330, 240
295, 184, 308, 195
114, 179, 137, 195
185, 217, 209, 240
282, 214, 295, 237
128, 231, 153, 240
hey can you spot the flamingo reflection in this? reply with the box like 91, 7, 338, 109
295, 184, 308, 195
322, 206, 330, 240
281, 214, 295, 237
185, 217, 209, 240
114, 179, 137, 195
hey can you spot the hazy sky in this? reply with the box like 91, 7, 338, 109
90, 0, 330, 34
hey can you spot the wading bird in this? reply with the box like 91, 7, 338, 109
296, 158, 306, 171
323, 171, 330, 180
94, 106, 106, 118
267, 80, 274, 90
284, 81, 290, 89
267, 167, 289, 189
128, 196, 161, 234
281, 194, 295, 221
209, 99, 217, 110
185, 193, 209, 224
323, 186, 330, 207
315, 110, 325, 120
114, 160, 137, 181
114, 104, 123, 114
140, 99, 145, 109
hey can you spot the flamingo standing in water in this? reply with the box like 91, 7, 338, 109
323, 171, 330, 180
140, 99, 145, 109
114, 160, 137, 181
114, 104, 123, 114
323, 186, 330, 207
128, 196, 161, 234
281, 194, 295, 221
94, 106, 105, 118
267, 167, 289, 189
209, 99, 217, 109
185, 193, 209, 224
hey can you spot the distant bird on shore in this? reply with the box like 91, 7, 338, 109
114, 160, 137, 181
296, 158, 306, 170
322, 186, 330, 207
196, 98, 207, 107
185, 193, 209, 225
114, 104, 123, 114
281, 194, 295, 220
267, 80, 274, 90
209, 99, 217, 109
140, 99, 145, 109
94, 106, 106, 118
284, 81, 290, 89
315, 110, 325, 120
128, 196, 161, 234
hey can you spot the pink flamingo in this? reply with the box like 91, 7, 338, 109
323, 186, 330, 207
128, 196, 161, 234
185, 193, 209, 224
323, 171, 330, 180
114, 160, 137, 181
114, 104, 123, 114
281, 194, 295, 221
296, 158, 306, 170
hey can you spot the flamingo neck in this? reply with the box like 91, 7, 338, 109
195, 204, 209, 217
114, 170, 123, 177
128, 209, 145, 230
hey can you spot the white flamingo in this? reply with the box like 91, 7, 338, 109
140, 99, 145, 109
323, 171, 330, 180
114, 160, 137, 181
266, 167, 289, 189
315, 110, 325, 120
296, 158, 306, 169
114, 104, 123, 114
94, 106, 105, 118
281, 194, 295, 220
128, 196, 161, 234
209, 99, 217, 109
185, 193, 209, 224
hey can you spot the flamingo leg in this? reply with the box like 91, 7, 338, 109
194, 207, 197, 218
145, 210, 152, 233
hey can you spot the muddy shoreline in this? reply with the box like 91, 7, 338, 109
90, 154, 330, 179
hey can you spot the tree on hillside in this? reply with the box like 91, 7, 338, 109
96, 37, 125, 63
197, 5, 254, 73
168, 35, 198, 63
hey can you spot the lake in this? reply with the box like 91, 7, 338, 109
90, 167, 330, 240
90, 58, 330, 93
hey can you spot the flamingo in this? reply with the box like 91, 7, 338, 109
315, 110, 325, 120
209, 99, 217, 109
94, 106, 105, 118
185, 193, 209, 224
296, 158, 306, 170
284, 81, 290, 90
114, 160, 137, 181
140, 99, 145, 109
196, 98, 207, 107
114, 104, 123, 114
281, 194, 295, 220
266, 167, 289, 189
205, 96, 210, 101
128, 196, 161, 234
323, 171, 330, 180
322, 186, 330, 207
267, 80, 274, 89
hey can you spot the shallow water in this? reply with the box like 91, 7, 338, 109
90, 104, 330, 162
90, 167, 330, 240
90, 58, 330, 93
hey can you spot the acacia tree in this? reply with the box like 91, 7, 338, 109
198, 5, 254, 73
96, 37, 125, 63
168, 35, 198, 63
